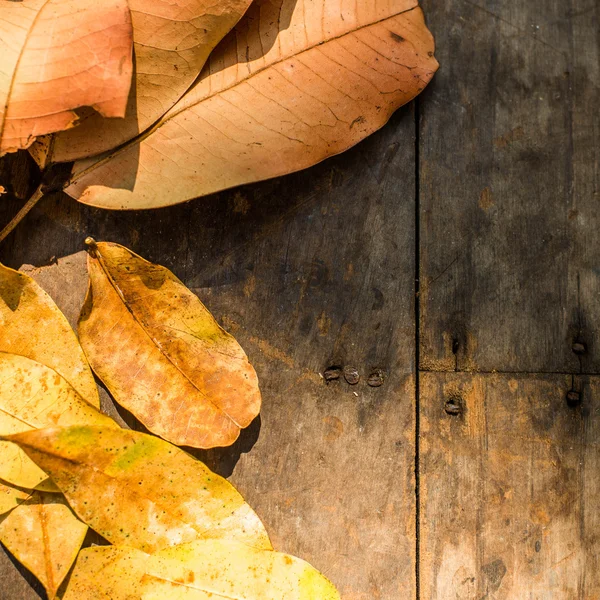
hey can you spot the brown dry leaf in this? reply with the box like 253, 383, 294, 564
0, 481, 30, 516
78, 240, 261, 449
0, 262, 100, 408
37, 0, 254, 163
0, 352, 117, 490
0, 0, 133, 156
0, 491, 88, 599
63, 540, 340, 600
65, 0, 438, 209
3, 425, 272, 553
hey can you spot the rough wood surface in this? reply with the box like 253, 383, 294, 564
420, 372, 600, 599
419, 0, 600, 373
1, 0, 600, 597
416, 1, 600, 597
0, 108, 417, 600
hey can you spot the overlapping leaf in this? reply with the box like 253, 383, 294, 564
0, 262, 100, 408
3, 425, 272, 553
0, 491, 88, 599
63, 540, 340, 600
0, 481, 30, 516
35, 0, 255, 164
0, 353, 116, 490
0, 0, 133, 156
78, 241, 261, 448
65, 0, 438, 209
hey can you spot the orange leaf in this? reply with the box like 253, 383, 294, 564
66, 0, 438, 209
38, 0, 254, 163
0, 0, 134, 156
78, 240, 261, 449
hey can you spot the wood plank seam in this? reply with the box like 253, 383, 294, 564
415, 94, 422, 600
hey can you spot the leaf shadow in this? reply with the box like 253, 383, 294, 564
186, 415, 262, 479
108, 387, 262, 479
0, 105, 414, 278
222, 0, 297, 64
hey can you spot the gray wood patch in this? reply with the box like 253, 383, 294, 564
419, 0, 600, 373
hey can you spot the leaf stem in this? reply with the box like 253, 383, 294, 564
0, 183, 44, 244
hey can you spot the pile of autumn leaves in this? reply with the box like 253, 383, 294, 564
0, 0, 437, 210
0, 241, 340, 599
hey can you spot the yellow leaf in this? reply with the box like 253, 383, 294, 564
66, 0, 438, 209
78, 240, 261, 449
63, 540, 340, 600
0, 353, 117, 490
3, 425, 272, 553
0, 0, 133, 156
37, 0, 254, 163
0, 491, 88, 600
0, 262, 100, 408
0, 481, 30, 516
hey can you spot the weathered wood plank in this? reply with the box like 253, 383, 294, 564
0, 108, 417, 599
419, 0, 600, 373
420, 372, 600, 599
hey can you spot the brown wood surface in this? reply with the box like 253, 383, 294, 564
1, 0, 599, 598
417, 0, 600, 598
419, 0, 600, 374
0, 109, 417, 599
420, 373, 600, 599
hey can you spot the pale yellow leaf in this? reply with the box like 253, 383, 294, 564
0, 262, 100, 408
0, 353, 117, 490
0, 491, 87, 599
41, 0, 254, 162
0, 0, 133, 155
0, 481, 30, 516
66, 0, 438, 209
4, 425, 272, 553
78, 241, 261, 449
63, 540, 340, 600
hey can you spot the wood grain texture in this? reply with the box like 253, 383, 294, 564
419, 0, 600, 373
420, 372, 600, 599
0, 107, 417, 599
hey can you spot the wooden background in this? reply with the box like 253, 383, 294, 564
0, 0, 598, 598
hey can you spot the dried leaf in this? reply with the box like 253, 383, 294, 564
0, 262, 100, 408
66, 0, 438, 209
78, 241, 261, 449
0, 353, 117, 490
41, 0, 254, 163
63, 540, 340, 600
3, 425, 272, 553
0, 491, 88, 599
0, 481, 30, 516
0, 0, 133, 156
